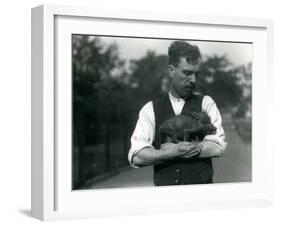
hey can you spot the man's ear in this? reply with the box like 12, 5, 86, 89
168, 65, 175, 78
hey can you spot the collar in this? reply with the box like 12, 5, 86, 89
168, 92, 185, 103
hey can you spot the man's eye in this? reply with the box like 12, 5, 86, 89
183, 70, 192, 76
182, 70, 200, 76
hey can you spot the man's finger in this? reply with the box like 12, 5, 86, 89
182, 142, 195, 147
186, 148, 199, 155
185, 147, 200, 157
185, 144, 196, 150
185, 152, 199, 158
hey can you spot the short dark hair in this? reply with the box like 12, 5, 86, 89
168, 41, 201, 66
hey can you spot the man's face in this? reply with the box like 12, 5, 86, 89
169, 56, 201, 99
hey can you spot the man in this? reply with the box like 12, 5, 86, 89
128, 41, 227, 186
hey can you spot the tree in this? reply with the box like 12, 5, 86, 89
197, 54, 243, 110
129, 51, 169, 105
72, 35, 125, 188
233, 62, 252, 118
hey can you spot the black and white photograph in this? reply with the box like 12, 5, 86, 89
72, 35, 252, 190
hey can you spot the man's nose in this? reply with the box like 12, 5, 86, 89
189, 74, 196, 83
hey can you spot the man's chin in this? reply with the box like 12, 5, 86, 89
184, 90, 193, 99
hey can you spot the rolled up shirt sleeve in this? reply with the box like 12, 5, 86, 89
202, 95, 228, 154
128, 101, 155, 168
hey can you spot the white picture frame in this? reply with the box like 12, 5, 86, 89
31, 4, 274, 221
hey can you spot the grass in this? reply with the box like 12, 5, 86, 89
233, 118, 252, 143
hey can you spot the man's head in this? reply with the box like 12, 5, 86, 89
168, 41, 201, 99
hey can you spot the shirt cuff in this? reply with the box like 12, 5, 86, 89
128, 142, 153, 168
203, 136, 228, 154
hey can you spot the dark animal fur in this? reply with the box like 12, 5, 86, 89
159, 112, 216, 143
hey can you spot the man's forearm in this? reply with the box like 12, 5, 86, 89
132, 147, 170, 167
132, 142, 198, 167
198, 140, 224, 158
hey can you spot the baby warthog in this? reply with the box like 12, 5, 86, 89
159, 112, 217, 143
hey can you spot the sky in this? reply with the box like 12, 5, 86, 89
99, 36, 252, 67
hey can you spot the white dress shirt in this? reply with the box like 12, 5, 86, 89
128, 93, 227, 167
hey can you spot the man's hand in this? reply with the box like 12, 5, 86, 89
160, 142, 197, 159
181, 141, 202, 159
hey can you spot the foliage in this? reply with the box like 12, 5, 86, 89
72, 35, 129, 187
73, 35, 126, 144
197, 55, 244, 109
129, 51, 169, 104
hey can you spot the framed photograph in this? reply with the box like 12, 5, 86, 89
31, 4, 274, 221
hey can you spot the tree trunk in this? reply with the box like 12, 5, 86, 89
76, 115, 86, 188
122, 121, 128, 164
104, 122, 111, 172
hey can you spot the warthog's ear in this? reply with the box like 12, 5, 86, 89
199, 112, 212, 123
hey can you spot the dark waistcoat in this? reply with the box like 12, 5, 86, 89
152, 94, 213, 186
